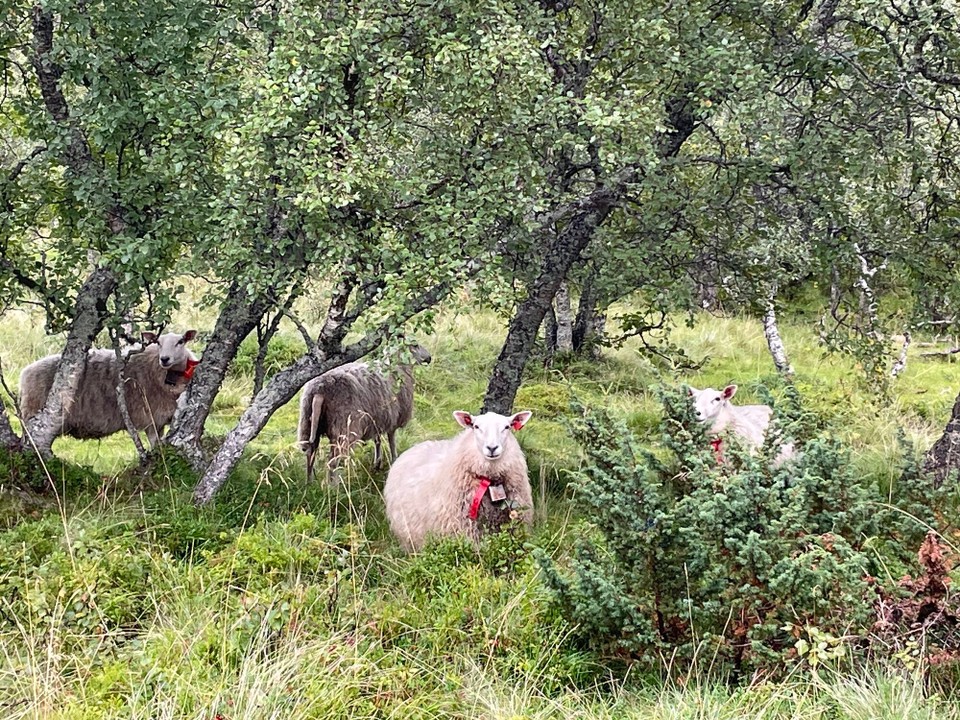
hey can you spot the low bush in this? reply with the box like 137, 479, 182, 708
537, 386, 946, 679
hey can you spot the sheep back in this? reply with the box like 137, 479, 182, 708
19, 344, 189, 440
298, 361, 417, 456
384, 429, 532, 553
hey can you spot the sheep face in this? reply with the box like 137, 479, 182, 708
688, 385, 737, 423
143, 330, 197, 368
453, 410, 533, 460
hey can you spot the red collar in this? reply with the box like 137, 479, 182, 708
710, 436, 724, 464
468, 476, 491, 520
182, 358, 200, 381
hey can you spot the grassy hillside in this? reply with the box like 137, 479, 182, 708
1, 304, 959, 718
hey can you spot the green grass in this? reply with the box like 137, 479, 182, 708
1, 301, 960, 716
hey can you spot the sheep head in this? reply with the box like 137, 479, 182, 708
453, 409, 532, 460
142, 330, 198, 369
688, 384, 737, 423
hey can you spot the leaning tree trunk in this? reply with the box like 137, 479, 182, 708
483, 87, 697, 413
23, 267, 118, 456
483, 195, 618, 414
0, 400, 22, 452
193, 265, 466, 504
923, 393, 960, 488
192, 348, 357, 504
165, 281, 272, 467
24, 10, 124, 457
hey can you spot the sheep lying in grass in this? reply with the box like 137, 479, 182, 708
19, 330, 199, 448
688, 384, 795, 463
384, 409, 534, 553
298, 345, 431, 482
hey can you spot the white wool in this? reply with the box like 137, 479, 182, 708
384, 410, 534, 552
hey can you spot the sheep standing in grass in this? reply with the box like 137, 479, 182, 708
384, 409, 534, 553
688, 384, 794, 462
19, 330, 199, 448
298, 346, 431, 482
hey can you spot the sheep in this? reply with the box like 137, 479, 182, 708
297, 345, 431, 482
19, 330, 199, 448
688, 384, 795, 463
384, 409, 534, 553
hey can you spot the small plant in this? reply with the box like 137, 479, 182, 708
872, 532, 960, 683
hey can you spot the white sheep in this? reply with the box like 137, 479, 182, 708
688, 384, 795, 462
298, 345, 431, 482
384, 409, 534, 553
19, 330, 199, 448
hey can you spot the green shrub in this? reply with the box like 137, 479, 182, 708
0, 447, 100, 497
230, 334, 306, 379
537, 386, 944, 678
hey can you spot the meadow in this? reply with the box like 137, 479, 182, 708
1, 301, 959, 719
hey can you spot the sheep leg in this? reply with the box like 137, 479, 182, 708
305, 445, 318, 483
388, 430, 397, 463
373, 437, 383, 471
145, 425, 160, 450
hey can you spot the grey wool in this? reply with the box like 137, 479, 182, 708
298, 345, 431, 481
19, 330, 199, 448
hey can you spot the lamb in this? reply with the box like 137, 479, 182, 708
298, 345, 431, 482
384, 409, 534, 553
19, 330, 199, 448
688, 384, 794, 462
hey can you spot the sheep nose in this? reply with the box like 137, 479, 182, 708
486, 445, 499, 456
160, 356, 171, 366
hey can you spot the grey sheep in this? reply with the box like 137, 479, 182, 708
384, 409, 534, 553
19, 330, 199, 448
298, 345, 431, 482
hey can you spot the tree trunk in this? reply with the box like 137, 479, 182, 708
24, 10, 125, 457
0, 400, 22, 452
572, 274, 606, 358
763, 288, 794, 376
924, 393, 960, 487
111, 333, 148, 463
891, 331, 911, 378
192, 349, 347, 504
554, 281, 574, 352
165, 281, 272, 467
193, 261, 469, 503
23, 267, 117, 456
543, 304, 559, 357
483, 88, 697, 413
483, 196, 618, 414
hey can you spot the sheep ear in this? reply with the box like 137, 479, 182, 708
509, 410, 532, 431
722, 384, 738, 399
182, 329, 197, 343
142, 332, 158, 345
687, 385, 698, 396
453, 411, 474, 428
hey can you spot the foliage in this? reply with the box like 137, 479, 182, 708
538, 386, 946, 677
0, 447, 100, 495
231, 334, 307, 381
